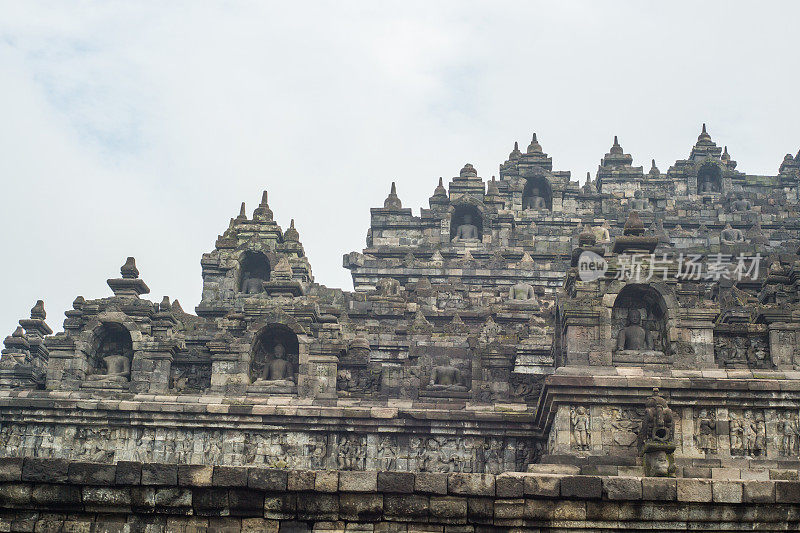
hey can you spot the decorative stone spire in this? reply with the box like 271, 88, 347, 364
433, 177, 447, 197
284, 219, 300, 242
253, 190, 274, 221
459, 163, 478, 178
599, 136, 634, 168
780, 153, 800, 175
649, 159, 660, 177
383, 182, 402, 209
623, 211, 645, 236
509, 141, 522, 161
527, 133, 543, 154
689, 123, 722, 161
487, 176, 500, 196
429, 177, 449, 209
237, 202, 247, 220
159, 296, 171, 312
171, 299, 184, 314
30, 300, 45, 320
698, 123, 711, 142
610, 135, 623, 155
120, 257, 139, 279
19, 300, 52, 339
108, 257, 149, 297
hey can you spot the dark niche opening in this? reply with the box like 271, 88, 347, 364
239, 251, 270, 294
612, 284, 668, 353
251, 324, 299, 382
697, 163, 722, 194
522, 177, 552, 210
450, 204, 483, 242
87, 323, 133, 380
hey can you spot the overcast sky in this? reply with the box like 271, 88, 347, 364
1, 1, 799, 333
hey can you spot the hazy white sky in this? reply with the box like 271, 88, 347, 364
1, 1, 799, 333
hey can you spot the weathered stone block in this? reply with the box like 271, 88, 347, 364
315, 471, 339, 493
384, 494, 429, 520
677, 479, 712, 502
0, 458, 23, 482
193, 488, 229, 516
522, 474, 560, 497
288, 470, 316, 491
0, 483, 31, 505
429, 496, 468, 520
602, 477, 641, 500
494, 498, 524, 520
340, 471, 378, 492
115, 461, 141, 485
776, 481, 800, 503
229, 488, 264, 517
142, 463, 177, 486
448, 474, 494, 497
213, 465, 248, 487
242, 518, 280, 533
248, 468, 288, 491
466, 497, 493, 521
378, 472, 415, 493
68, 462, 116, 485
153, 487, 192, 511
22, 458, 68, 483
415, 472, 447, 495
742, 480, 775, 503
264, 493, 297, 520
641, 478, 676, 501
560, 476, 601, 499
30, 484, 81, 509
178, 464, 213, 487
495, 474, 523, 498
82, 486, 131, 509
297, 493, 339, 521
712, 481, 743, 503
340, 493, 383, 521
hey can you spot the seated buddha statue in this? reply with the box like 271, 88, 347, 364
451, 214, 480, 242
241, 272, 264, 295
721, 223, 746, 245
429, 365, 467, 391
261, 343, 294, 383
508, 282, 538, 304
523, 187, 548, 210
86, 354, 131, 383
615, 309, 654, 352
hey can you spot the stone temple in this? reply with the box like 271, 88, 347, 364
2, 126, 800, 530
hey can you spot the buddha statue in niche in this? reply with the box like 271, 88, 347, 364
508, 282, 538, 304
451, 214, 480, 242
700, 178, 719, 193
429, 364, 467, 391
523, 187, 547, 210
616, 309, 654, 352
261, 343, 294, 383
241, 272, 264, 294
86, 354, 131, 383
721, 223, 746, 245
731, 193, 752, 212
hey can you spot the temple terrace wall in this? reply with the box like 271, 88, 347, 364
0, 458, 799, 531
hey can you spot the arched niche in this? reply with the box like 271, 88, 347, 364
612, 284, 668, 353
697, 162, 722, 194
450, 204, 483, 242
251, 324, 299, 383
522, 176, 552, 210
87, 322, 133, 381
239, 250, 271, 294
